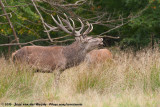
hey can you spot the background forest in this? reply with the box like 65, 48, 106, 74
0, 0, 160, 55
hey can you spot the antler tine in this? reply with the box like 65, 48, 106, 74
57, 15, 63, 25
64, 14, 83, 34
61, 13, 77, 36
83, 22, 90, 35
64, 13, 69, 20
69, 18, 76, 34
78, 18, 84, 33
51, 15, 60, 27
44, 23, 58, 32
83, 22, 93, 35
51, 14, 71, 34
64, 13, 70, 22
61, 14, 74, 31
89, 24, 93, 33
70, 18, 83, 41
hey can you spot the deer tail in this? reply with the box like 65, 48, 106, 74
11, 51, 17, 62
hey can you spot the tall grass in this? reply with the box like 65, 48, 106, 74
0, 48, 160, 107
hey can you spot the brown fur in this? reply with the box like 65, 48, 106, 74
12, 40, 102, 72
85, 49, 112, 64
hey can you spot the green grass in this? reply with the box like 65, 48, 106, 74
0, 48, 160, 107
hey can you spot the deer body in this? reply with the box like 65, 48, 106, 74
13, 40, 99, 71
85, 49, 112, 64
13, 46, 65, 71
12, 13, 103, 87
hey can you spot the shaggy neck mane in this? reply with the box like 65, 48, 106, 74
63, 41, 87, 68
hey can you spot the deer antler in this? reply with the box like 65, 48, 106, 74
83, 21, 93, 36
44, 13, 93, 41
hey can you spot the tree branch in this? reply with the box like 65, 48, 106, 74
0, 38, 74, 47
98, 35, 120, 39
31, 0, 53, 42
0, 0, 21, 48
0, 12, 12, 17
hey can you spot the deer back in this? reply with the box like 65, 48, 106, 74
12, 46, 66, 71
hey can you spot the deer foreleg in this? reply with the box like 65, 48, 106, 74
53, 70, 63, 89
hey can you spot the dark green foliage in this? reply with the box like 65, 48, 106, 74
119, 0, 160, 49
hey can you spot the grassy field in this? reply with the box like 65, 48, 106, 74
0, 48, 160, 107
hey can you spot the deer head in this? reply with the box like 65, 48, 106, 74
45, 13, 103, 52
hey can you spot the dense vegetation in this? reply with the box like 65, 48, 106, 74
0, 48, 160, 106
0, 0, 160, 55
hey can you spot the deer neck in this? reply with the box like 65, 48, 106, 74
63, 41, 87, 67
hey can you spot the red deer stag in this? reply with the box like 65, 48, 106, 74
85, 49, 112, 65
12, 13, 103, 87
